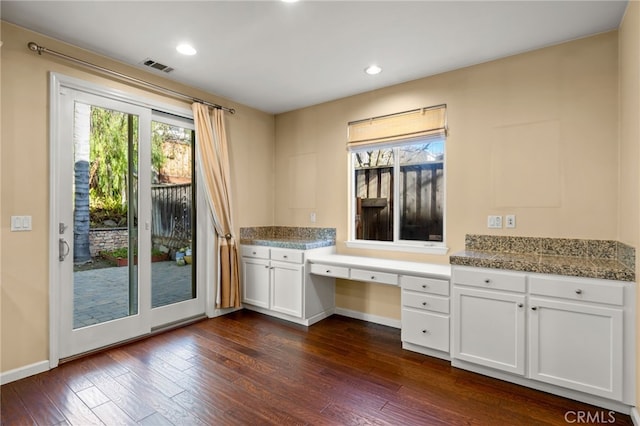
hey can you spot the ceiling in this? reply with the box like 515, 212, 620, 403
1, 1, 629, 114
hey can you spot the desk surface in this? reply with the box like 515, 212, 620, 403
307, 253, 451, 280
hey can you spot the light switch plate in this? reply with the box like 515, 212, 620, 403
11, 215, 32, 231
487, 215, 502, 229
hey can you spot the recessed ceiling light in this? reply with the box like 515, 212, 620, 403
365, 65, 382, 75
176, 44, 197, 56
282, 0, 299, 3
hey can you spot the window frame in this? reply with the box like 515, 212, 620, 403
347, 136, 448, 255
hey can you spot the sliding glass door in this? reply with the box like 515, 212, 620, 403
55, 83, 204, 359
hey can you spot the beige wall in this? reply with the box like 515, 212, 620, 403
618, 0, 640, 411
0, 22, 275, 373
275, 32, 620, 321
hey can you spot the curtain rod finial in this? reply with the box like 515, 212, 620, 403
28, 42, 43, 55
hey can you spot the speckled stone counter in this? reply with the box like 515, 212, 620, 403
240, 226, 336, 250
449, 234, 635, 282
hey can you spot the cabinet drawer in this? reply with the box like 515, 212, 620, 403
310, 263, 350, 279
350, 268, 398, 285
402, 290, 449, 314
400, 275, 449, 296
453, 267, 526, 293
401, 309, 449, 352
270, 248, 304, 264
241, 245, 270, 259
529, 276, 624, 306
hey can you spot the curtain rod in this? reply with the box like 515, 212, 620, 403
348, 104, 446, 126
27, 41, 235, 114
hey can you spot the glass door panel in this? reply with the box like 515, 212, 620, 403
150, 120, 196, 309
72, 103, 140, 328
58, 89, 150, 360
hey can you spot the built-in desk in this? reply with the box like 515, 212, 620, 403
306, 254, 451, 283
307, 254, 452, 360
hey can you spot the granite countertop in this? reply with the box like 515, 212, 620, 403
239, 226, 336, 250
449, 235, 635, 282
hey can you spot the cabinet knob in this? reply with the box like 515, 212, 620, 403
575, 289, 582, 295
371, 276, 376, 280
422, 284, 428, 289
531, 306, 538, 311
422, 329, 430, 334
264, 265, 269, 269
326, 270, 331, 273
283, 255, 288, 259
484, 279, 491, 284
422, 302, 428, 306
517, 303, 523, 308
252, 251, 257, 255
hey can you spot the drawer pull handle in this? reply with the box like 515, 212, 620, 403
575, 289, 582, 295
517, 303, 523, 308
531, 306, 538, 311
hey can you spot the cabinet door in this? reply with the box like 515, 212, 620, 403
529, 297, 623, 400
453, 287, 526, 375
242, 257, 270, 308
271, 261, 304, 318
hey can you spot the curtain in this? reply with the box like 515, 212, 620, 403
192, 103, 240, 309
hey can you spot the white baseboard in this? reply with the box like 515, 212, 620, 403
631, 406, 639, 425
209, 306, 242, 318
334, 307, 401, 329
1, 360, 50, 385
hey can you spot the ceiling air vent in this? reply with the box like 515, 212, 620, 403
141, 58, 174, 73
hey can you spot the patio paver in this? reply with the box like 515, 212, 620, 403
73, 260, 193, 328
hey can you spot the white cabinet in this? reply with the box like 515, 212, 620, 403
452, 286, 526, 375
241, 257, 270, 308
528, 276, 625, 401
452, 266, 635, 407
400, 275, 451, 358
270, 260, 304, 317
241, 245, 335, 326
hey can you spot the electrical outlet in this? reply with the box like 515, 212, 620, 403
310, 212, 317, 223
506, 215, 516, 228
487, 215, 502, 229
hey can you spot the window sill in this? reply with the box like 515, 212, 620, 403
345, 240, 449, 255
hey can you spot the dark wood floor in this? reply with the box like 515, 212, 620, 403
1, 310, 634, 425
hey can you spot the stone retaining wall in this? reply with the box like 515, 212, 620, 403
89, 228, 128, 257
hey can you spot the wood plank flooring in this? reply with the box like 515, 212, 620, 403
1, 310, 634, 425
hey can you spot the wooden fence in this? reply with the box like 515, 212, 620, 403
355, 163, 443, 242
151, 183, 192, 250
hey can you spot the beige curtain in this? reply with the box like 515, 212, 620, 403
192, 103, 240, 309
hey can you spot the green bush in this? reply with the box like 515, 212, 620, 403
90, 192, 127, 227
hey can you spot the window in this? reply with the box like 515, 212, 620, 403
347, 105, 447, 253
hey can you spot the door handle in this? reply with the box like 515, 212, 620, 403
59, 238, 70, 261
